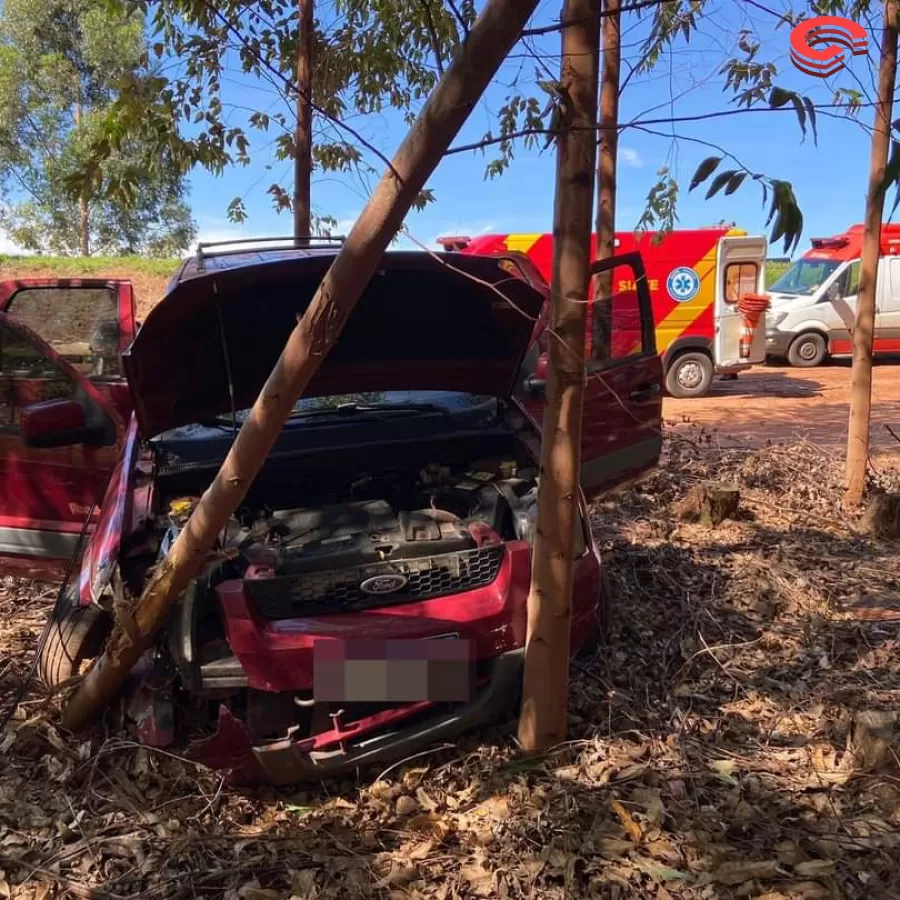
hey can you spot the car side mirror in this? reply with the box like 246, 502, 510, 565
523, 375, 546, 397
19, 399, 108, 449
825, 283, 842, 303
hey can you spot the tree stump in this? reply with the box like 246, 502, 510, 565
862, 493, 900, 539
672, 483, 740, 527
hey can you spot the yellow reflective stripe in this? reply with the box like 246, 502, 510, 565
504, 234, 542, 254
653, 242, 720, 352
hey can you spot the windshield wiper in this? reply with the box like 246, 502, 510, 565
287, 402, 456, 420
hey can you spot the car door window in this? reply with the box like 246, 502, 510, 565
836, 261, 861, 299
0, 322, 77, 432
589, 263, 654, 366
5, 287, 122, 380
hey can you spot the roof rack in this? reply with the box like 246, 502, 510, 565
194, 235, 346, 271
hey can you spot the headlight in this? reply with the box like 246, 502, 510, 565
769, 312, 788, 330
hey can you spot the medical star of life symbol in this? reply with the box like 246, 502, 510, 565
667, 266, 700, 303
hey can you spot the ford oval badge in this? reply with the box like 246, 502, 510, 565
360, 573, 408, 596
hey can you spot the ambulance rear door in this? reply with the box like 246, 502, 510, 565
713, 235, 768, 369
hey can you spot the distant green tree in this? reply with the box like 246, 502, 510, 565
72, 0, 473, 227
0, 0, 196, 257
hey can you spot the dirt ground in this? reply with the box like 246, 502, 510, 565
666, 361, 900, 457
4, 438, 900, 899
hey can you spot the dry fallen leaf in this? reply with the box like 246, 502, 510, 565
595, 836, 636, 860
406, 812, 451, 840
238, 882, 281, 900
710, 759, 738, 784
710, 860, 781, 885
415, 787, 438, 811
611, 799, 643, 842
793, 860, 836, 878
460, 859, 494, 898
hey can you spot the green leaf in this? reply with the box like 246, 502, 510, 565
688, 156, 722, 192
804, 96, 818, 145
705, 170, 736, 199
769, 85, 793, 109
724, 171, 748, 195
790, 94, 807, 140
877, 140, 900, 198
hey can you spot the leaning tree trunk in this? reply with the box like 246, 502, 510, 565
845, 0, 898, 506
591, 0, 620, 362
62, 0, 542, 732
517, 0, 601, 752
293, 0, 313, 242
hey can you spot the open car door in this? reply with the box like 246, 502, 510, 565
517, 252, 662, 499
0, 279, 137, 423
0, 313, 123, 577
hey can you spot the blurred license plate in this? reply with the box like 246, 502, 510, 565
313, 637, 473, 703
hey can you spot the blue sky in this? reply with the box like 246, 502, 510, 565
3, 0, 885, 258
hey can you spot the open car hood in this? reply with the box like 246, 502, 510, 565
124, 251, 549, 437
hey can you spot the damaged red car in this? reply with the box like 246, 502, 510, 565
0, 242, 662, 783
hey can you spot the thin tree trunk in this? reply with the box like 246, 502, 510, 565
62, 0, 542, 733
80, 196, 89, 257
591, 0, 619, 361
294, 0, 313, 242
844, 0, 898, 506
517, 0, 601, 752
75, 99, 90, 257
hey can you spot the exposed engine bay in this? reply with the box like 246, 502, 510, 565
159, 451, 539, 587
136, 445, 544, 710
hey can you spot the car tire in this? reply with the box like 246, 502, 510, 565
665, 352, 714, 398
787, 332, 828, 368
37, 602, 111, 689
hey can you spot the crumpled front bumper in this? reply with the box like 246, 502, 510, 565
187, 647, 525, 785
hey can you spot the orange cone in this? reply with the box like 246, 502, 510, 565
736, 292, 769, 360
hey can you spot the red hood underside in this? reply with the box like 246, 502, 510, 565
124, 251, 548, 438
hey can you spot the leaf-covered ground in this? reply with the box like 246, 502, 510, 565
3, 434, 900, 899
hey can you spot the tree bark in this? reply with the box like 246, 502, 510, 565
294, 0, 313, 242
591, 0, 619, 362
517, 0, 600, 752
75, 99, 90, 257
62, 0, 541, 733
844, 0, 898, 506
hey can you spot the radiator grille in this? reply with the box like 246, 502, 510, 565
244, 545, 505, 619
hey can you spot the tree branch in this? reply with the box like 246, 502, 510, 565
521, 0, 673, 37
198, 0, 402, 181
446, 98, 882, 155
417, 0, 446, 76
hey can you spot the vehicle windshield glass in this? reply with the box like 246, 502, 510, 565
769, 259, 841, 296
154, 390, 499, 444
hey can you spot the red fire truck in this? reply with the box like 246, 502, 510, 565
438, 228, 769, 398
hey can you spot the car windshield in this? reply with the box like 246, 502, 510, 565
769, 259, 841, 296
154, 391, 499, 444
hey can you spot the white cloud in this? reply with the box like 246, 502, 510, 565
0, 231, 29, 256
620, 147, 642, 168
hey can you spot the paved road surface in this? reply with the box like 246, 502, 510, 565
664, 360, 900, 456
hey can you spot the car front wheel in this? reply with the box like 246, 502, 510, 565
665, 351, 714, 398
37, 602, 111, 689
787, 332, 828, 367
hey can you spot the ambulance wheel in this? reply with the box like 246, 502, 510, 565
787, 332, 827, 368
666, 352, 713, 398
37, 602, 111, 689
